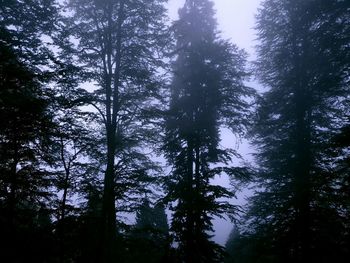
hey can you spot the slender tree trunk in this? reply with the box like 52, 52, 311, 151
101, 1, 125, 262
103, 127, 117, 262
194, 144, 201, 238
9, 153, 17, 232
9, 139, 19, 226
184, 138, 195, 263
194, 145, 200, 188
59, 168, 70, 263
60, 173, 69, 221
295, 100, 312, 263
59, 137, 70, 223
58, 137, 70, 262
290, 12, 312, 261
293, 50, 312, 263
8, 140, 18, 263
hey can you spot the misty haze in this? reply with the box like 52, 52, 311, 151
0, 0, 349, 263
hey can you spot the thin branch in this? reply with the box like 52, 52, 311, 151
88, 101, 107, 126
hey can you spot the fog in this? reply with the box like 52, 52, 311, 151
167, 0, 262, 245
2, 0, 348, 262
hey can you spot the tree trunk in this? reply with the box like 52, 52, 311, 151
102, 127, 117, 262
101, 1, 125, 262
294, 98, 312, 263
291, 13, 312, 261
194, 144, 201, 239
7, 140, 18, 263
184, 138, 195, 263
59, 166, 70, 263
293, 47, 312, 263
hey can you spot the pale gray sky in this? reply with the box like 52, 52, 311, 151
167, 0, 261, 59
166, 0, 262, 245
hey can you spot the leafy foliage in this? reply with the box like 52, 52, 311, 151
60, 0, 170, 261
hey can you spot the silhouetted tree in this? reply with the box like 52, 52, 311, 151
225, 228, 241, 263
330, 119, 350, 258
225, 227, 278, 263
62, 0, 170, 261
126, 199, 170, 263
164, 0, 253, 262
242, 0, 350, 262
50, 108, 99, 262
0, 1, 59, 261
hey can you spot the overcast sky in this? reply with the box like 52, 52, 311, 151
166, 0, 262, 245
167, 0, 261, 59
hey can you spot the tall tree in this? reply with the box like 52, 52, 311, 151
240, 0, 350, 262
63, 0, 170, 261
164, 0, 253, 262
0, 1, 59, 261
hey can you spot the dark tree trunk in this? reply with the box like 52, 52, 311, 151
293, 34, 312, 262
57, 136, 72, 263
101, 1, 125, 262
184, 138, 196, 263
7, 139, 19, 263
294, 95, 312, 263
9, 152, 17, 232
288, 11, 313, 260
194, 144, 201, 239
102, 125, 118, 262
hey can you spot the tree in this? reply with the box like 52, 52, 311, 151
225, 227, 277, 263
241, 0, 350, 262
62, 0, 170, 261
0, 1, 59, 261
164, 0, 253, 262
50, 107, 99, 262
225, 228, 241, 263
126, 199, 170, 263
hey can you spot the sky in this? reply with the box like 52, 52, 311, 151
166, 0, 263, 245
167, 0, 261, 59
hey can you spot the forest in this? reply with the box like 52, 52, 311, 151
0, 0, 349, 262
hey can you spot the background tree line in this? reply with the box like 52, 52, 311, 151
0, 0, 349, 263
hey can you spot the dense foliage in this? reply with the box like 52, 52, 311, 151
163, 0, 253, 262
226, 0, 350, 262
0, 0, 349, 262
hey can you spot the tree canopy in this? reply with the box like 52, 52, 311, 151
0, 0, 349, 262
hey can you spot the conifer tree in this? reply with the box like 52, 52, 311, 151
164, 0, 253, 262
0, 1, 59, 261
240, 0, 350, 262
126, 199, 170, 263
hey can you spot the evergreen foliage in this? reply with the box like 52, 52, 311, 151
1, 0, 349, 262
163, 0, 253, 262
229, 0, 350, 262
126, 199, 171, 263
0, 1, 59, 261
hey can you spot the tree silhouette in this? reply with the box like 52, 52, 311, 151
126, 199, 170, 263
164, 0, 253, 262
61, 0, 170, 261
240, 0, 350, 262
0, 1, 59, 261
